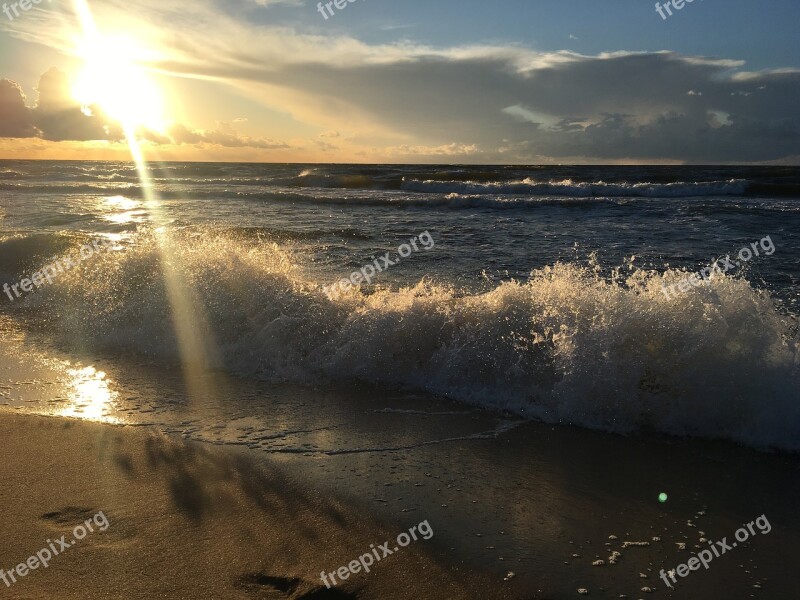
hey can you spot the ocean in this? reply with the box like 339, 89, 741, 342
0, 160, 798, 452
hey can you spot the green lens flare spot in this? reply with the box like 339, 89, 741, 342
658, 493, 668, 503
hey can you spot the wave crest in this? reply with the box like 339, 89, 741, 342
402, 178, 749, 197
6, 232, 799, 451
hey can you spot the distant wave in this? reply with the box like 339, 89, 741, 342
234, 173, 755, 198
401, 178, 749, 197
0, 182, 615, 209
3, 162, 799, 199
59, 172, 140, 183
0, 182, 139, 194
283, 171, 394, 189
4, 231, 798, 452
5, 169, 800, 203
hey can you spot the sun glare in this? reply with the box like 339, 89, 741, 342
72, 34, 167, 132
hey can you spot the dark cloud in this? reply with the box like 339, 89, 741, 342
188, 48, 800, 162
0, 79, 37, 138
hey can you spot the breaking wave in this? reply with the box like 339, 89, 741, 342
3, 231, 798, 452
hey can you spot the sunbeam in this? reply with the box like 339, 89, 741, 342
71, 0, 221, 406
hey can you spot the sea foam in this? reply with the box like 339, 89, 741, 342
7, 231, 799, 452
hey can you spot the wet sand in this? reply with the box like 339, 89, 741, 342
0, 413, 503, 599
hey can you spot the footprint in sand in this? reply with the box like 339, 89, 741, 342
235, 573, 357, 599
41, 506, 98, 526
40, 507, 133, 547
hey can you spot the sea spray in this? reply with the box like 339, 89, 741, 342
6, 230, 799, 452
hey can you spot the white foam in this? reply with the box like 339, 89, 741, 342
18, 232, 800, 452
401, 177, 748, 197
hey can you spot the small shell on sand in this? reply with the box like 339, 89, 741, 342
592, 560, 605, 566
577, 589, 589, 595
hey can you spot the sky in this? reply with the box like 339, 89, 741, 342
0, 0, 799, 163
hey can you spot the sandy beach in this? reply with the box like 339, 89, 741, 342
0, 411, 504, 599
1, 320, 798, 599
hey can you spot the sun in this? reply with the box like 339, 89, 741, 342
71, 33, 167, 133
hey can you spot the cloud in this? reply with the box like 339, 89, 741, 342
0, 69, 122, 142
168, 121, 288, 148
164, 121, 287, 148
386, 142, 480, 157
3, 0, 800, 162
220, 47, 799, 161
0, 68, 288, 150
167, 122, 203, 144
0, 80, 37, 138
33, 68, 122, 142
110, 3, 796, 163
